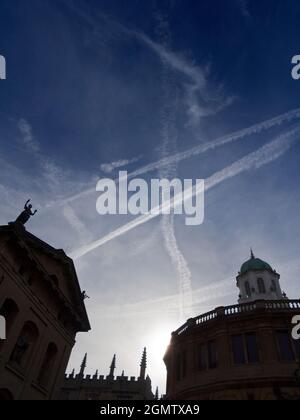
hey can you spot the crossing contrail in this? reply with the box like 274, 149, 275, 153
155, 11, 194, 321
70, 123, 300, 260
44, 107, 300, 211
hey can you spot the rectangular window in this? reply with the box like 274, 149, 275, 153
257, 278, 266, 294
246, 333, 259, 363
197, 344, 207, 371
175, 354, 181, 381
208, 341, 218, 369
292, 337, 300, 360
182, 350, 187, 378
176, 351, 187, 381
232, 335, 246, 365
245, 282, 252, 297
277, 331, 295, 361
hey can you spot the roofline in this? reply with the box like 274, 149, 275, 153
171, 299, 300, 339
0, 223, 91, 332
237, 268, 280, 278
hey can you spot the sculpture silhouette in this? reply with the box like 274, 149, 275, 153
15, 200, 38, 225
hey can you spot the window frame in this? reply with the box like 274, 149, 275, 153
276, 330, 297, 362
231, 332, 260, 366
196, 340, 218, 371
245, 281, 252, 298
208, 340, 218, 370
257, 278, 266, 294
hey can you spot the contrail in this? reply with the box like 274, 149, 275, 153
64, 0, 199, 320
123, 107, 300, 180
89, 278, 235, 320
44, 107, 300, 210
100, 156, 143, 174
63, 205, 93, 244
64, 0, 219, 125
70, 124, 300, 260
155, 11, 193, 321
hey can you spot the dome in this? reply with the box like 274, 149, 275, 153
240, 252, 273, 275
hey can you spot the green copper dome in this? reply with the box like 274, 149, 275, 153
240, 251, 273, 275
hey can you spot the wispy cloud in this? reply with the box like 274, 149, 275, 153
17, 118, 69, 192
63, 205, 93, 245
236, 0, 251, 18
89, 277, 235, 320
18, 118, 51, 171
70, 123, 300, 260
64, 0, 233, 126
137, 31, 212, 125
135, 29, 234, 125
9, 116, 94, 222
100, 156, 142, 174
18, 118, 40, 153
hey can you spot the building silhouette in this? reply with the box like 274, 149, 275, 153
164, 252, 300, 400
2, 216, 299, 401
61, 348, 155, 400
0, 223, 90, 400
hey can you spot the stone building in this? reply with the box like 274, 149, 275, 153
0, 223, 90, 400
61, 348, 155, 400
164, 252, 300, 400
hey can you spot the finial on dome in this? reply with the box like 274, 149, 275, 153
251, 248, 255, 259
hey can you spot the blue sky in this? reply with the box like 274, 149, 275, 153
1, 0, 300, 393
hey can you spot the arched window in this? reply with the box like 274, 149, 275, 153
0, 299, 19, 350
245, 281, 252, 298
0, 299, 19, 334
257, 278, 266, 294
37, 343, 58, 388
10, 321, 39, 368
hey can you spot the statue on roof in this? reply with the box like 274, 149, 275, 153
81, 291, 90, 300
15, 200, 38, 226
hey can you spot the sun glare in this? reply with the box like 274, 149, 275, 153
145, 326, 173, 359
143, 323, 177, 393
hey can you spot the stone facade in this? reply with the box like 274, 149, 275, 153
237, 252, 287, 304
61, 351, 155, 400
0, 223, 90, 400
164, 256, 300, 400
62, 374, 154, 401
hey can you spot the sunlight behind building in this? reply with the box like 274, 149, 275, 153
143, 322, 177, 395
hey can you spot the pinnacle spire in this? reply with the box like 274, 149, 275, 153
251, 248, 255, 259
79, 353, 87, 376
139, 347, 147, 380
109, 354, 116, 378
